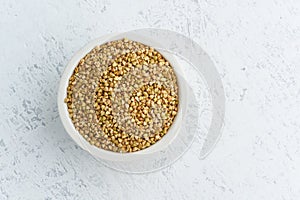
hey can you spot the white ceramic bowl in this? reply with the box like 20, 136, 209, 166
58, 33, 188, 161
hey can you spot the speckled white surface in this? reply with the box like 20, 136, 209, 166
1, 0, 300, 199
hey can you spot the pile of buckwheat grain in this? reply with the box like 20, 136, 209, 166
65, 38, 179, 153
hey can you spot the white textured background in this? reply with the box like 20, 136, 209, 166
1, 0, 300, 199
